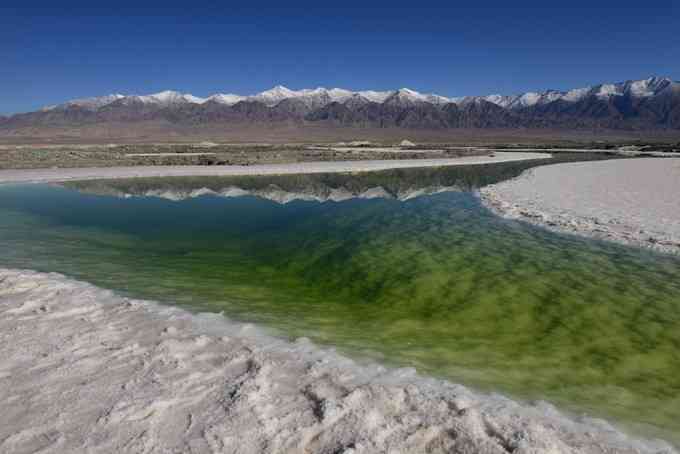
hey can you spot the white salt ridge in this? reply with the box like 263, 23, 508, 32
0, 268, 676, 454
480, 158, 680, 254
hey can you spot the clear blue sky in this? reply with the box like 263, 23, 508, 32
1, 0, 678, 114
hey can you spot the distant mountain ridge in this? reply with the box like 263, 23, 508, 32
37, 76, 676, 111
2, 76, 679, 134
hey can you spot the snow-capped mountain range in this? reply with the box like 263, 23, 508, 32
43, 86, 393, 111
43, 76, 675, 112
3, 76, 677, 135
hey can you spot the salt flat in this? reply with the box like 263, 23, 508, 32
481, 158, 680, 253
0, 153, 550, 184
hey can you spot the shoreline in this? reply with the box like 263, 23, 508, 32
0, 153, 550, 184
480, 158, 680, 254
1, 267, 676, 453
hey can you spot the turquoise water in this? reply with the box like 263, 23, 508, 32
0, 159, 679, 443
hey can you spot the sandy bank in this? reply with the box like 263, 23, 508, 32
0, 153, 549, 184
0, 268, 676, 453
480, 158, 680, 254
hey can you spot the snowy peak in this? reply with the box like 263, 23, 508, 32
594, 84, 622, 99
51, 94, 125, 111
425, 94, 453, 105
384, 89, 425, 106
512, 92, 541, 108
624, 77, 672, 97
480, 95, 514, 108
483, 89, 585, 109
590, 77, 673, 100
326, 88, 355, 102
251, 85, 298, 105
355, 90, 392, 103
250, 86, 337, 107
478, 77, 676, 109
135, 90, 204, 106
206, 94, 246, 105
252, 86, 360, 107
562, 87, 590, 102
384, 88, 452, 106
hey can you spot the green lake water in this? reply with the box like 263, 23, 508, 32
0, 155, 678, 443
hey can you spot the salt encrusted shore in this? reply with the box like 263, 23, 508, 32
0, 268, 676, 454
480, 158, 680, 254
0, 153, 550, 184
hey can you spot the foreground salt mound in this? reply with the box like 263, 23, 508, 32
0, 269, 675, 454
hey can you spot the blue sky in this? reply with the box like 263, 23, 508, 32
1, 1, 678, 114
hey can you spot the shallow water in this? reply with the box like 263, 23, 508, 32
1, 159, 679, 443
